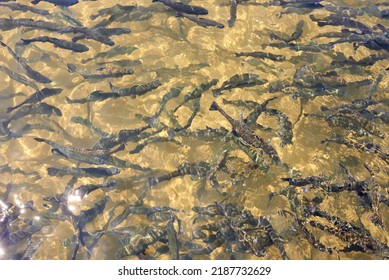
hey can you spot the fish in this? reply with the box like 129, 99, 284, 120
167, 215, 180, 260
3, 102, 62, 128
129, 136, 181, 154
71, 180, 117, 199
235, 51, 286, 61
265, 108, 293, 146
96, 59, 142, 68
47, 166, 120, 178
270, 20, 305, 42
0, 2, 50, 17
34, 137, 108, 165
212, 73, 268, 97
92, 5, 152, 28
115, 227, 167, 258
0, 17, 113, 46
81, 46, 137, 64
6, 87, 62, 113
72, 27, 131, 43
92, 124, 151, 150
31, 0, 79, 7
364, 164, 385, 229
0, 64, 40, 92
227, 0, 237, 28
21, 36, 89, 52
67, 63, 134, 79
71, 116, 109, 137
280, 209, 333, 254
310, 14, 372, 34
143, 86, 183, 126
90, 4, 137, 20
258, 217, 289, 260
108, 80, 162, 98
210, 101, 281, 164
76, 196, 109, 230
176, 13, 224, 29
231, 134, 269, 170
0, 40, 51, 84
147, 161, 211, 187
152, 0, 208, 15
244, 97, 278, 125
320, 98, 377, 112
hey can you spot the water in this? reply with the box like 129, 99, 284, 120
0, 0, 388, 260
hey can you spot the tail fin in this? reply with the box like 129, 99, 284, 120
33, 137, 45, 143
209, 101, 218, 111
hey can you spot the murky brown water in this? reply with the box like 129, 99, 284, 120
0, 0, 388, 260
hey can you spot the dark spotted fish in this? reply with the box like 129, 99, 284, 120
210, 101, 281, 164
72, 180, 117, 199
76, 196, 109, 229
212, 73, 268, 97
167, 215, 180, 260
265, 108, 293, 146
47, 166, 120, 178
235, 51, 286, 61
6, 87, 62, 113
31, 0, 79, 7
0, 64, 40, 92
115, 227, 167, 258
176, 13, 224, 28
0, 40, 51, 84
259, 217, 288, 260
152, 0, 208, 15
227, 0, 237, 28
364, 164, 385, 230
21, 36, 89, 52
269, 20, 305, 42
67, 63, 133, 79
147, 161, 211, 187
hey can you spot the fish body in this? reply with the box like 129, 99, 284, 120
212, 73, 268, 97
210, 102, 281, 164
34, 137, 109, 165
6, 87, 62, 113
3, 103, 62, 128
47, 167, 120, 178
31, 0, 79, 7
235, 51, 286, 61
227, 0, 237, 28
176, 12, 224, 28
153, 0, 208, 15
72, 180, 117, 199
76, 196, 109, 229
115, 227, 167, 258
21, 36, 89, 52
0, 40, 51, 84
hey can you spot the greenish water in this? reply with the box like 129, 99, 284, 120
0, 0, 388, 260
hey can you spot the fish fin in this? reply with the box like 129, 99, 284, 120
31, 0, 41, 5
67, 63, 77, 73
33, 137, 45, 143
47, 168, 58, 176
209, 101, 218, 111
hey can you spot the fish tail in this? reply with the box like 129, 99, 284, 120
47, 168, 58, 176
65, 97, 74, 104
6, 105, 20, 113
67, 63, 77, 73
31, 0, 41, 5
209, 101, 219, 111
20, 39, 32, 45
33, 137, 45, 143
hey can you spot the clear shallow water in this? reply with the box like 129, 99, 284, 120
0, 0, 388, 260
